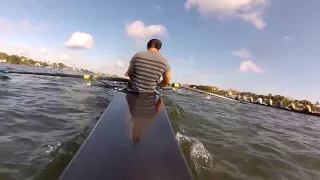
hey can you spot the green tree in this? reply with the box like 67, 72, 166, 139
20, 56, 27, 61
273, 95, 284, 102
195, 85, 218, 92
7, 55, 21, 64
40, 62, 49, 67
58, 63, 65, 69
282, 97, 291, 107
217, 90, 228, 95
298, 100, 312, 105
52, 63, 58, 68
0, 52, 8, 59
27, 59, 36, 65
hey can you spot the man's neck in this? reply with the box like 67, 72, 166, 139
148, 48, 158, 53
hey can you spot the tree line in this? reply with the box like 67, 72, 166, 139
0, 52, 94, 74
0, 52, 67, 68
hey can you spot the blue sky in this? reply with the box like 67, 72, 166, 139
0, 0, 319, 102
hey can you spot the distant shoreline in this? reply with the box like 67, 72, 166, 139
185, 85, 320, 115
1, 51, 319, 113
0, 51, 118, 77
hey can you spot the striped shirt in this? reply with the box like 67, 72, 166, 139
127, 51, 170, 92
125, 92, 161, 143
126, 92, 159, 121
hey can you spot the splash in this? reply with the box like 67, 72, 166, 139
176, 132, 215, 178
46, 142, 61, 154
174, 88, 192, 95
204, 96, 211, 100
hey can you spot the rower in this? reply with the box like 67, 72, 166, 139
125, 39, 171, 92
277, 101, 284, 108
287, 103, 296, 110
256, 98, 262, 104
302, 104, 312, 113
243, 95, 248, 101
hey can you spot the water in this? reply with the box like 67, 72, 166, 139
1, 65, 320, 180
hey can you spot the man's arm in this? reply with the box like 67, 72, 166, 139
158, 71, 170, 87
158, 61, 171, 87
125, 63, 133, 79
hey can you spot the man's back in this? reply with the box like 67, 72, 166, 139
127, 51, 170, 92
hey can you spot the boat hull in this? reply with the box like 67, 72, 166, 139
59, 92, 193, 180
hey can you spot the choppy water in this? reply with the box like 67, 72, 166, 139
1, 64, 320, 180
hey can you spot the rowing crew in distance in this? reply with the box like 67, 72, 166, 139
232, 94, 315, 114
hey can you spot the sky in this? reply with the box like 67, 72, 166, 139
0, 0, 319, 102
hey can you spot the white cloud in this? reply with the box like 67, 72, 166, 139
125, 20, 168, 40
41, 48, 48, 54
64, 32, 94, 49
153, 4, 162, 11
184, 0, 269, 29
232, 48, 261, 73
239, 60, 261, 73
232, 49, 251, 59
284, 36, 293, 40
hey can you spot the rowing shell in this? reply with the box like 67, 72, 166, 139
59, 92, 193, 180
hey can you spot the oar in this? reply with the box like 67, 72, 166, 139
0, 69, 129, 82
0, 72, 10, 80
0, 69, 175, 92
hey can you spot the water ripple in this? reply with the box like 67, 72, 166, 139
0, 65, 114, 180
1, 64, 320, 180
164, 89, 320, 180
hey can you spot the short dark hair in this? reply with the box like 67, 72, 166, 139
147, 39, 162, 50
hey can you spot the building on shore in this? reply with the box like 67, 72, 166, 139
0, 59, 6, 63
